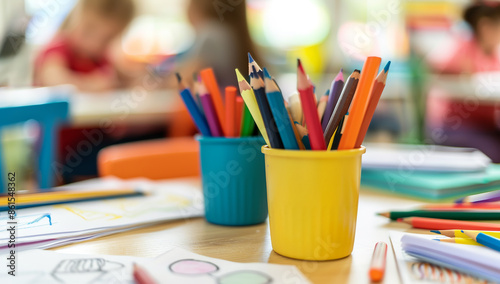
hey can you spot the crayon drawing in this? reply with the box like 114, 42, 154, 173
0, 213, 53, 231
51, 258, 125, 283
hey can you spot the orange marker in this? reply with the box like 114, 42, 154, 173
200, 68, 225, 135
338, 56, 381, 150
369, 242, 387, 282
235, 96, 244, 137
225, 86, 237, 137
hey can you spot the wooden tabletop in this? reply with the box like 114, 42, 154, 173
51, 183, 427, 284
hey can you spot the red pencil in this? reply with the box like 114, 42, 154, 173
354, 61, 390, 148
297, 59, 326, 150
133, 263, 157, 284
398, 217, 500, 230
235, 96, 244, 136
225, 86, 237, 137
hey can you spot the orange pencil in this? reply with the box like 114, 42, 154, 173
235, 96, 244, 136
338, 56, 381, 150
354, 61, 390, 148
224, 86, 237, 137
200, 68, 225, 135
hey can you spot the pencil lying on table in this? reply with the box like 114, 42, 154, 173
456, 189, 500, 204
431, 229, 500, 238
462, 230, 500, 252
398, 217, 500, 230
435, 237, 480, 246
378, 210, 500, 220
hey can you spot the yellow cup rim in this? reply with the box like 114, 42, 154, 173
261, 145, 366, 158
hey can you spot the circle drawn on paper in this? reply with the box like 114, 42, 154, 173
218, 270, 272, 284
169, 259, 219, 275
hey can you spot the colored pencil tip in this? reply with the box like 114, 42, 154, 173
334, 69, 344, 81
384, 61, 391, 72
248, 52, 254, 63
252, 65, 258, 77
263, 67, 272, 79
175, 72, 181, 83
430, 230, 441, 234
297, 59, 304, 72
354, 69, 360, 73
461, 230, 465, 233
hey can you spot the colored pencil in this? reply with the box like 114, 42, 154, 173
398, 217, 500, 230
462, 230, 500, 252
250, 66, 284, 148
323, 70, 360, 145
338, 57, 381, 150
317, 90, 329, 122
295, 123, 311, 150
133, 263, 157, 284
248, 52, 264, 78
330, 114, 347, 150
235, 68, 270, 145
369, 242, 387, 282
297, 59, 326, 150
191, 74, 204, 114
176, 73, 211, 136
285, 105, 305, 150
435, 238, 480, 246
199, 82, 223, 137
422, 203, 500, 210
264, 68, 300, 150
200, 68, 225, 135
240, 103, 255, 136
354, 61, 390, 148
288, 93, 303, 124
456, 189, 500, 204
431, 230, 500, 238
378, 210, 500, 220
224, 86, 237, 137
322, 69, 344, 130
235, 96, 244, 136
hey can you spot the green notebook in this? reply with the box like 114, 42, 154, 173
361, 164, 500, 200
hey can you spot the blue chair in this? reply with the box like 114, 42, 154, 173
0, 99, 69, 192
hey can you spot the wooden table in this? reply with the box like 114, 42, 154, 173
51, 181, 427, 284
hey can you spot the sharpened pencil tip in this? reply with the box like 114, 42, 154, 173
334, 69, 344, 81
297, 59, 305, 74
354, 69, 360, 73
248, 52, 254, 63
175, 73, 181, 83
252, 65, 258, 77
263, 67, 271, 79
430, 230, 441, 234
384, 61, 391, 72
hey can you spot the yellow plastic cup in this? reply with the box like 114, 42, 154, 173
262, 146, 365, 260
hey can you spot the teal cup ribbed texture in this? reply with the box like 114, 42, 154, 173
197, 136, 268, 226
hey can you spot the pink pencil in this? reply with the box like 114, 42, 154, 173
199, 82, 223, 136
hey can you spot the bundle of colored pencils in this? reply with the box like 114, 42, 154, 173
235, 54, 390, 150
176, 68, 256, 137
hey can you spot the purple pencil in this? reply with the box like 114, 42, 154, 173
322, 69, 344, 131
456, 189, 500, 204
199, 82, 223, 136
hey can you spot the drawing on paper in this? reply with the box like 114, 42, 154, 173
51, 258, 125, 283
168, 259, 273, 284
0, 213, 52, 231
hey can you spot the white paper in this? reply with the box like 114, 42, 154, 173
142, 248, 311, 284
390, 232, 496, 284
0, 249, 148, 284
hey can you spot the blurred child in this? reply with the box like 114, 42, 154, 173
428, 2, 500, 162
34, 0, 135, 92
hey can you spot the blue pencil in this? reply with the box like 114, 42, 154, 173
176, 73, 212, 136
463, 230, 500, 252
263, 68, 299, 150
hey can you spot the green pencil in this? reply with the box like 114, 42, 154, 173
378, 210, 500, 221
240, 104, 255, 136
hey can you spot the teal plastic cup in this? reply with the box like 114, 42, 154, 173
196, 136, 268, 226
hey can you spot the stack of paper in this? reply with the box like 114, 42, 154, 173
361, 144, 500, 200
0, 178, 204, 254
394, 232, 500, 282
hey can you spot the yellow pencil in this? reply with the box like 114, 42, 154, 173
431, 229, 500, 239
235, 68, 270, 146
288, 92, 303, 125
436, 237, 482, 246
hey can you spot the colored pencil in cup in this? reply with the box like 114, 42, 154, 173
235, 96, 244, 136
330, 114, 347, 150
434, 238, 481, 246
398, 217, 500, 230
338, 56, 381, 150
176, 73, 211, 136
462, 230, 500, 252
225, 86, 237, 137
323, 70, 360, 145
378, 210, 500, 221
297, 59, 326, 150
322, 69, 344, 130
248, 52, 264, 78
317, 90, 329, 122
200, 68, 225, 135
235, 68, 270, 145
251, 66, 284, 148
285, 104, 305, 150
455, 189, 500, 204
199, 81, 223, 137
354, 61, 390, 148
288, 92, 303, 125
264, 68, 299, 150
240, 103, 255, 137
431, 229, 500, 238
295, 123, 311, 150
